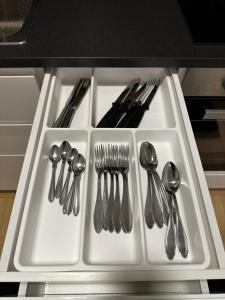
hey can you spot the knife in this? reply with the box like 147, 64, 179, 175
96, 79, 139, 128
118, 83, 159, 128
99, 82, 148, 128
53, 78, 91, 128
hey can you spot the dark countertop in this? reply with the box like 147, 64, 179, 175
1, 0, 225, 67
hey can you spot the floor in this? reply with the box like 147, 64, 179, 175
0, 190, 225, 255
0, 192, 15, 255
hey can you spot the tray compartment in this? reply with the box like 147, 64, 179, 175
91, 68, 175, 129
14, 129, 89, 271
45, 68, 93, 129
135, 130, 210, 269
83, 130, 144, 266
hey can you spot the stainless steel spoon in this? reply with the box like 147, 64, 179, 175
140, 142, 163, 228
55, 141, 71, 199
59, 148, 78, 206
48, 145, 61, 202
64, 153, 86, 216
162, 161, 188, 259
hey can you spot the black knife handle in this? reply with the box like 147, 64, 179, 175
125, 106, 146, 128
116, 103, 140, 128
98, 102, 130, 128
96, 102, 120, 128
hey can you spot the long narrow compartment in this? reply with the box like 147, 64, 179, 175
135, 130, 210, 269
45, 68, 93, 129
14, 129, 89, 271
83, 130, 144, 267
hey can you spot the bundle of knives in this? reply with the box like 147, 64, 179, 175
96, 79, 159, 128
53, 79, 91, 128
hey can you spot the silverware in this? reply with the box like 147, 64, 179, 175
48, 145, 61, 202
64, 153, 86, 216
59, 148, 78, 206
120, 145, 133, 233
100, 145, 109, 230
93, 146, 104, 233
140, 142, 163, 228
112, 146, 121, 233
96, 79, 140, 128
53, 79, 91, 128
162, 161, 188, 259
55, 141, 71, 199
105, 145, 115, 232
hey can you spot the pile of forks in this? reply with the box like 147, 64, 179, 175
93, 144, 133, 234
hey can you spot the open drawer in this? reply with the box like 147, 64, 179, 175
0, 68, 225, 289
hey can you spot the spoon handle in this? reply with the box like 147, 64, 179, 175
73, 175, 81, 216
55, 160, 66, 198
172, 194, 188, 258
153, 171, 169, 224
150, 172, 163, 228
145, 172, 154, 229
59, 167, 72, 205
66, 175, 77, 215
94, 173, 104, 233
48, 164, 57, 202
105, 172, 114, 232
121, 173, 133, 233
165, 195, 176, 260
113, 173, 121, 233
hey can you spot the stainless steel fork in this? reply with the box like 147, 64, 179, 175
120, 145, 133, 233
100, 145, 109, 230
93, 146, 104, 233
105, 144, 114, 232
112, 145, 121, 233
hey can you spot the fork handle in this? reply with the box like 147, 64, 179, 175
121, 173, 133, 233
94, 173, 104, 233
102, 172, 108, 230
113, 174, 121, 233
106, 172, 114, 232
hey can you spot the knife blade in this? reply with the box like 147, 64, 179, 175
53, 78, 91, 128
96, 79, 139, 128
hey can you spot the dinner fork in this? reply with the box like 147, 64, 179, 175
93, 146, 104, 233
120, 145, 133, 233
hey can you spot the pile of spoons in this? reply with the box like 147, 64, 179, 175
140, 142, 188, 260
48, 141, 86, 216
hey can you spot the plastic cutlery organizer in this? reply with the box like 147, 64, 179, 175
14, 68, 210, 272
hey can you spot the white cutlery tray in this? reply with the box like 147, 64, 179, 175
14, 68, 210, 272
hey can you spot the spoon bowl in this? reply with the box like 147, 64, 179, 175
72, 153, 86, 174
162, 161, 180, 193
67, 148, 78, 165
140, 142, 158, 171
49, 145, 61, 164
60, 141, 72, 160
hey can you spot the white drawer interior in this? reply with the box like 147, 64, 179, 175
1, 68, 225, 282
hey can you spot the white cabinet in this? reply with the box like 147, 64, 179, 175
0, 68, 43, 190
0, 68, 224, 298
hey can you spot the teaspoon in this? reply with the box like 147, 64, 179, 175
48, 145, 61, 202
55, 141, 71, 198
162, 161, 188, 259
